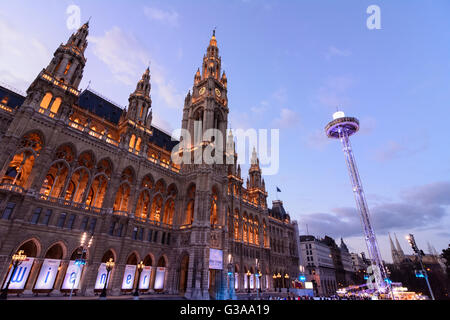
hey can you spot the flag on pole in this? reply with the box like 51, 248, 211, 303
276, 187, 281, 192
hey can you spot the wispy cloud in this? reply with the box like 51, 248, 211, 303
304, 129, 330, 150
0, 16, 50, 91
317, 75, 355, 109
272, 108, 300, 129
325, 46, 351, 60
144, 7, 179, 27
300, 181, 450, 239
374, 134, 429, 162
89, 27, 183, 113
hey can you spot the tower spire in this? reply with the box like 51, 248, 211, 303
394, 233, 405, 262
123, 67, 152, 127
389, 233, 399, 264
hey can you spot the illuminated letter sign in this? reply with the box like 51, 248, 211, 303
305, 281, 313, 289
94, 263, 111, 289
244, 274, 248, 289
250, 274, 255, 289
121, 265, 136, 290
61, 260, 83, 290
154, 267, 166, 290
208, 249, 223, 270
2, 258, 34, 290
235, 273, 239, 289
34, 259, 60, 290
256, 275, 260, 289
139, 266, 152, 290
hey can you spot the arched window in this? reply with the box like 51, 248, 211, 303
149, 194, 163, 222
2, 132, 43, 188
65, 168, 89, 203
129, 134, 136, 152
135, 137, 142, 152
50, 97, 62, 114
40, 92, 53, 110
135, 190, 150, 219
113, 183, 131, 212
163, 198, 175, 225
184, 184, 195, 225
86, 159, 111, 208
210, 186, 218, 226
63, 61, 71, 75
113, 168, 134, 213
39, 162, 69, 197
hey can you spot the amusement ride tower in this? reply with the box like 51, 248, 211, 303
325, 111, 392, 297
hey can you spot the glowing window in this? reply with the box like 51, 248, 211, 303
40, 93, 53, 109
50, 97, 62, 114
64, 62, 72, 75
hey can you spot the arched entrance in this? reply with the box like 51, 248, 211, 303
179, 254, 189, 294
94, 250, 115, 292
154, 256, 167, 291
34, 243, 65, 292
2, 240, 39, 293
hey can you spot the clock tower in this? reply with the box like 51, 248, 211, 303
181, 30, 229, 164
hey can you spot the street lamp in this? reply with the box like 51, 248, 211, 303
276, 272, 282, 293
272, 274, 277, 292
284, 273, 290, 293
406, 234, 435, 300
133, 261, 145, 299
70, 232, 93, 299
227, 254, 235, 300
246, 270, 251, 294
99, 258, 115, 299
258, 271, 262, 295
0, 250, 27, 300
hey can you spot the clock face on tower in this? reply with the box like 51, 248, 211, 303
215, 88, 221, 97
199, 87, 206, 95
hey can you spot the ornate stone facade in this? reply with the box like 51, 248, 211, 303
0, 22, 300, 299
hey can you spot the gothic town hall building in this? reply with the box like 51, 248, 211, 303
0, 22, 300, 299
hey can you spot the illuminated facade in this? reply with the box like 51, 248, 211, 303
0, 23, 300, 299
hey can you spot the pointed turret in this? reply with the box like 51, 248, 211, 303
394, 233, 405, 262
44, 21, 89, 87
389, 233, 400, 265
23, 21, 89, 118
124, 67, 152, 127
201, 29, 222, 80
194, 68, 201, 84
221, 71, 227, 88
247, 146, 267, 208
340, 238, 349, 252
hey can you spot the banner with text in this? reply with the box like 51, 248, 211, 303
121, 264, 137, 290
61, 260, 83, 290
34, 259, 61, 290
2, 258, 34, 290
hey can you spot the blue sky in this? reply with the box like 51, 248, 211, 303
1, 0, 449, 261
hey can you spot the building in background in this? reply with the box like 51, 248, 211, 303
299, 235, 337, 296
0, 22, 300, 299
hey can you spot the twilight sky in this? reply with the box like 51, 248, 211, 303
1, 0, 449, 262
